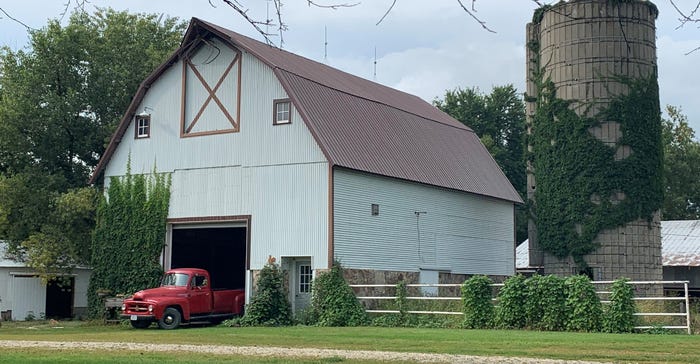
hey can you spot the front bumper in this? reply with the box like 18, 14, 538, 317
121, 314, 155, 321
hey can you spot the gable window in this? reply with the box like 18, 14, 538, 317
273, 99, 292, 125
135, 115, 151, 139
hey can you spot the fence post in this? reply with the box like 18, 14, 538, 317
685, 281, 691, 335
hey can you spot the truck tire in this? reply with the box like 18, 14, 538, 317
130, 320, 151, 329
158, 307, 181, 330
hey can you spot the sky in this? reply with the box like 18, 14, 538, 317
0, 0, 698, 131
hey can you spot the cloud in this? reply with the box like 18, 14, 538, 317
657, 35, 700, 129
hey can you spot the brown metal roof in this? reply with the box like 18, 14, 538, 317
91, 18, 522, 204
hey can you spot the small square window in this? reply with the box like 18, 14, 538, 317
273, 99, 292, 125
371, 204, 379, 216
135, 115, 150, 138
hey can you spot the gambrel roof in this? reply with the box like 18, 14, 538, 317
91, 18, 522, 204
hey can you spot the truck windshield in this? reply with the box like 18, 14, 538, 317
161, 273, 190, 287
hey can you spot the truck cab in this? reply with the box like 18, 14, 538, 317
121, 268, 245, 329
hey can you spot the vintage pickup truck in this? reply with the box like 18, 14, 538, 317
121, 268, 245, 329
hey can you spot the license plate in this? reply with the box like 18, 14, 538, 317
130, 315, 137, 321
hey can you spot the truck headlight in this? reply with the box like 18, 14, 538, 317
121, 304, 126, 311
148, 305, 154, 312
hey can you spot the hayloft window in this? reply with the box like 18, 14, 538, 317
273, 99, 291, 125
135, 115, 150, 138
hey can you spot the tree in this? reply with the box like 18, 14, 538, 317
0, 9, 185, 277
0, 9, 185, 183
661, 105, 700, 220
434, 85, 527, 242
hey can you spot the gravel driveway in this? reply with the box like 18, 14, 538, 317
0, 340, 608, 363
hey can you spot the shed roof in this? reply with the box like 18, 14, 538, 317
91, 18, 522, 204
0, 242, 24, 268
662, 220, 700, 266
516, 220, 700, 269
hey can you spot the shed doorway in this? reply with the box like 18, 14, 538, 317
170, 225, 247, 290
45, 277, 74, 319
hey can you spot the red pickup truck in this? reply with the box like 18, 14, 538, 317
121, 268, 245, 329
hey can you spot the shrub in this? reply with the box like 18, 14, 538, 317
603, 278, 636, 333
239, 256, 292, 326
395, 280, 413, 327
526, 275, 567, 331
461, 275, 494, 329
495, 275, 527, 329
565, 275, 602, 332
311, 262, 367, 326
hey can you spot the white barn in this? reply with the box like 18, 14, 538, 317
91, 18, 522, 312
0, 242, 90, 321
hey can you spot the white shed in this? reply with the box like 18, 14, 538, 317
0, 242, 90, 321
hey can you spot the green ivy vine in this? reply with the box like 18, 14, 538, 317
87, 165, 171, 318
527, 4, 663, 269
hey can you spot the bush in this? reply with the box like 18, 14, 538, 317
565, 275, 602, 332
603, 278, 636, 333
394, 280, 412, 327
311, 262, 367, 326
495, 275, 527, 329
461, 275, 494, 329
239, 257, 292, 326
526, 275, 567, 331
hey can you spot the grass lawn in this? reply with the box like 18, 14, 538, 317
0, 321, 699, 363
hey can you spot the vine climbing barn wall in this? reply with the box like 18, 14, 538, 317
526, 0, 662, 281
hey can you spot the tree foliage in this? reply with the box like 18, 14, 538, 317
661, 105, 700, 220
0, 9, 185, 183
88, 168, 171, 318
0, 9, 185, 277
434, 85, 527, 242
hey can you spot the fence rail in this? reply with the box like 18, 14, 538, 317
349, 280, 692, 334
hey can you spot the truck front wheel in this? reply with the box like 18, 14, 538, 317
158, 307, 181, 330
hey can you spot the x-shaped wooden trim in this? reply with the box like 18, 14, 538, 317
184, 53, 239, 134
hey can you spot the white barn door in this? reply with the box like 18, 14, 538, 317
11, 275, 46, 321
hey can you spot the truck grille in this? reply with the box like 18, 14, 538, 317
125, 303, 149, 313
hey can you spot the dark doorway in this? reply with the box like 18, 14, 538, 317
171, 227, 246, 290
45, 277, 74, 319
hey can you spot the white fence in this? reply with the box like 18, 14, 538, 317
349, 280, 692, 334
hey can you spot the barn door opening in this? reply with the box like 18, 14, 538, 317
171, 225, 247, 290
45, 277, 74, 319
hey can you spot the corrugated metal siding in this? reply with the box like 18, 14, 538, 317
245, 163, 329, 270
104, 49, 326, 178
104, 45, 330, 271
10, 274, 46, 321
168, 163, 328, 270
170, 166, 243, 218
334, 168, 515, 275
184, 38, 240, 133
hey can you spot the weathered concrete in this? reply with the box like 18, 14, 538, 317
526, 0, 662, 282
